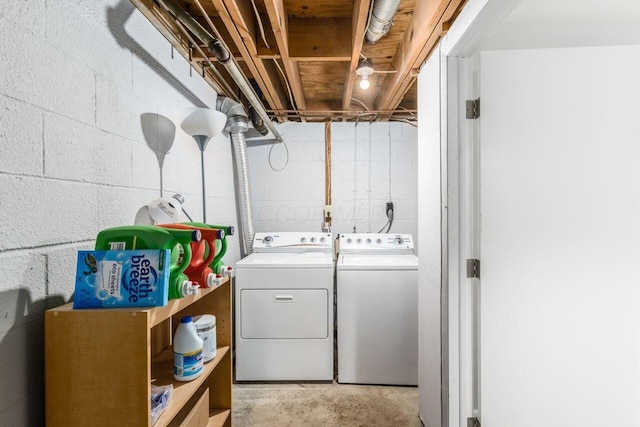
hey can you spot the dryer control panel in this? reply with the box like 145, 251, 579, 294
253, 232, 333, 252
338, 233, 414, 253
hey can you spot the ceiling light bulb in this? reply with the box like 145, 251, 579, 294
359, 75, 370, 90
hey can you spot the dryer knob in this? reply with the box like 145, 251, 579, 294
310, 237, 316, 243
301, 237, 307, 243
376, 239, 382, 244
394, 236, 403, 245
346, 238, 352, 244
263, 235, 273, 243
357, 238, 362, 244
320, 237, 326, 243
366, 238, 371, 244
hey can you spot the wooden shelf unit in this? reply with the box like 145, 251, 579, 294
45, 278, 232, 427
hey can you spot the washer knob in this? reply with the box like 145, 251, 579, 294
394, 236, 403, 245
376, 238, 382, 244
263, 236, 273, 243
366, 238, 371, 244
357, 238, 362, 244
346, 238, 352, 243
320, 237, 326, 243
310, 237, 316, 243
301, 237, 307, 243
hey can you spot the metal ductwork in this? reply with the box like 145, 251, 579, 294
215, 96, 255, 256
227, 117, 255, 256
156, 0, 283, 143
366, 0, 402, 44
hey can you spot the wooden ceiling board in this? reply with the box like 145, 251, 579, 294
299, 62, 347, 103
284, 0, 354, 18
288, 17, 352, 61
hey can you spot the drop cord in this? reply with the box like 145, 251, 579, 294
181, 207, 194, 222
352, 124, 358, 232
367, 121, 372, 232
377, 211, 393, 233
268, 138, 290, 171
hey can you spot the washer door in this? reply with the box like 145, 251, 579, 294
240, 289, 328, 339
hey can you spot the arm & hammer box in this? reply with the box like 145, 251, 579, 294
73, 250, 170, 309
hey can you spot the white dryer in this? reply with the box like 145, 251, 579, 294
235, 232, 334, 381
337, 233, 418, 386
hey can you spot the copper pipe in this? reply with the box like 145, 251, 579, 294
324, 121, 332, 227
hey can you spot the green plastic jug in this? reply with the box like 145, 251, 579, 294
95, 225, 201, 299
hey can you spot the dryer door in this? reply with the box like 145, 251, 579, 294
240, 289, 328, 339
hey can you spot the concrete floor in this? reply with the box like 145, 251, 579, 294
232, 382, 420, 427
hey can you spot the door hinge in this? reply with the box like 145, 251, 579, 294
466, 98, 480, 119
466, 259, 480, 279
467, 417, 481, 427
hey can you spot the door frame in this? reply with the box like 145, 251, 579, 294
438, 1, 523, 426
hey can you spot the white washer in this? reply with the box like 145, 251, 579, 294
337, 233, 418, 385
235, 232, 334, 381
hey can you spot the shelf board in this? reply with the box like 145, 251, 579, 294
48, 277, 230, 329
208, 409, 231, 427
150, 277, 229, 327
153, 346, 230, 427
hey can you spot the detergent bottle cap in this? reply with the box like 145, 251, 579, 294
181, 280, 199, 297
206, 273, 216, 288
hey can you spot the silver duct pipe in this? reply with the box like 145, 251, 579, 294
215, 95, 255, 255
366, 0, 402, 43
228, 118, 255, 256
156, 0, 283, 143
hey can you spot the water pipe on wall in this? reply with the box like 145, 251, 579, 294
323, 121, 332, 232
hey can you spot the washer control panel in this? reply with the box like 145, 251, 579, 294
253, 232, 333, 252
339, 233, 414, 252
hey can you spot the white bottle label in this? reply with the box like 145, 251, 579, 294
174, 349, 203, 378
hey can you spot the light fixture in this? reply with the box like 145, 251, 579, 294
180, 108, 227, 222
135, 194, 185, 225
356, 58, 374, 90
147, 194, 183, 223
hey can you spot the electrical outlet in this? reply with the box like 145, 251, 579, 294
386, 202, 394, 219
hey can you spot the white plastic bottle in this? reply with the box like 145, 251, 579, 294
173, 316, 204, 381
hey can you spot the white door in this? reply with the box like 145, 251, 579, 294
480, 46, 640, 427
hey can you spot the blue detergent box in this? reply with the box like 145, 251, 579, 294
73, 250, 170, 309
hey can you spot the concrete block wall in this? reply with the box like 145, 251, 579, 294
0, 1, 240, 425
247, 121, 418, 246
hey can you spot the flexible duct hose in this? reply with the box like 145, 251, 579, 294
366, 0, 402, 43
230, 130, 254, 255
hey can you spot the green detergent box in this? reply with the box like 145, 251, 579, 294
73, 250, 170, 309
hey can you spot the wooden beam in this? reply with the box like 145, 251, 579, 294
255, 16, 280, 59
129, 0, 232, 98
263, 0, 307, 111
375, 0, 467, 111
342, 0, 372, 112
208, 0, 289, 115
220, 0, 257, 54
288, 18, 352, 61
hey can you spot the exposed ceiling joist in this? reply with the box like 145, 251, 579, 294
263, 0, 307, 112
209, 0, 289, 117
342, 0, 373, 112
375, 0, 467, 111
